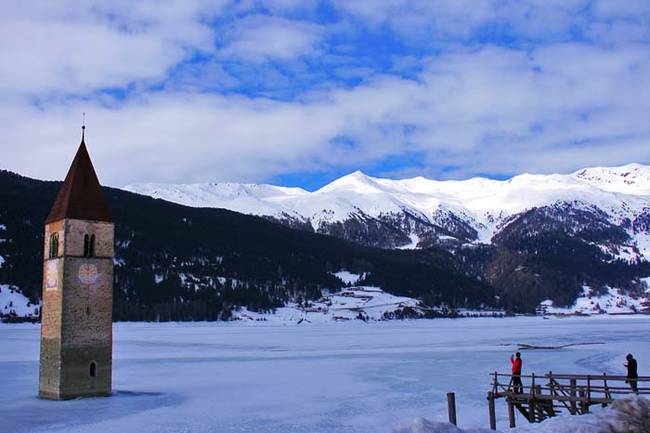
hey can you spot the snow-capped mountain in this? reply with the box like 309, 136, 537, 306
125, 163, 650, 262
2, 168, 648, 318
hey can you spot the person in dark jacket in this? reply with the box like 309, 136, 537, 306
511, 352, 523, 394
624, 353, 638, 393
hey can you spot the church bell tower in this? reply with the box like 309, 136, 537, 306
39, 126, 114, 400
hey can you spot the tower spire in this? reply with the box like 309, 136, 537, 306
81, 112, 86, 143
45, 124, 112, 224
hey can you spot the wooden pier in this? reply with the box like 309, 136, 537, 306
486, 372, 650, 429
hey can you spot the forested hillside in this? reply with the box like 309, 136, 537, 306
0, 170, 497, 320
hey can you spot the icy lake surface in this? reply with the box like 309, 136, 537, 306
1, 316, 648, 433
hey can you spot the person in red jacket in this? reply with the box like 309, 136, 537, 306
511, 352, 523, 393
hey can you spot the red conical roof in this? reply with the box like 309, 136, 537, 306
45, 128, 112, 224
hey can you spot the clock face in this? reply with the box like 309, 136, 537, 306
78, 263, 99, 286
46, 261, 58, 290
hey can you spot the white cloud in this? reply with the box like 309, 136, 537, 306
2, 42, 648, 186
218, 15, 323, 62
0, 1, 648, 187
0, 0, 222, 95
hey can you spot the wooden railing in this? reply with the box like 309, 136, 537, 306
486, 371, 650, 430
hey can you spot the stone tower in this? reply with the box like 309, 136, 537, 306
39, 126, 114, 400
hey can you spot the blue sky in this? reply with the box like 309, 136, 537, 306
0, 0, 649, 189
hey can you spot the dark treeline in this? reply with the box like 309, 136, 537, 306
2, 170, 648, 320
0, 170, 498, 321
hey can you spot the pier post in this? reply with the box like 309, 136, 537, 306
570, 378, 577, 414
488, 392, 497, 430
530, 373, 537, 422
579, 388, 588, 413
447, 392, 457, 425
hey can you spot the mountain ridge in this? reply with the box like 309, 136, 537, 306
0, 169, 499, 321
1, 168, 649, 319
125, 163, 650, 261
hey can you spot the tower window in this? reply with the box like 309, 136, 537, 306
83, 234, 96, 257
89, 362, 97, 377
49, 233, 59, 259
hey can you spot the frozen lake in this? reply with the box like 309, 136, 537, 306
1, 316, 648, 433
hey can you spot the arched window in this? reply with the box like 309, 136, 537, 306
89, 234, 96, 257
84, 234, 96, 257
89, 362, 97, 377
49, 233, 59, 259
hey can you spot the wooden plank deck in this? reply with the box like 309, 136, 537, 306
486, 371, 649, 429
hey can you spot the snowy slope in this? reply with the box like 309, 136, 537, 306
537, 285, 649, 316
125, 163, 650, 258
332, 270, 365, 285
123, 182, 309, 218
235, 278, 504, 323
0, 285, 39, 318
574, 163, 650, 195
233, 286, 427, 323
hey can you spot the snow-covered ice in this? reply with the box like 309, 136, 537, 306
1, 316, 648, 433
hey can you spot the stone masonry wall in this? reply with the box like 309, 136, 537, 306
65, 219, 114, 258
39, 220, 64, 398
40, 219, 114, 399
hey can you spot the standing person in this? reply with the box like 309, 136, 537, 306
624, 353, 638, 393
511, 352, 523, 394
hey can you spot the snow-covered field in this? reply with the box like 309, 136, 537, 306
234, 285, 434, 323
1, 316, 648, 433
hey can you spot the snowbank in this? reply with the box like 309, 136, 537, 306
394, 397, 649, 433
392, 418, 492, 433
